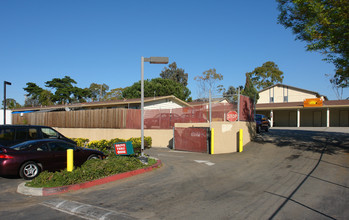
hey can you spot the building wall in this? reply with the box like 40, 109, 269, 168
212, 121, 254, 154
288, 90, 317, 102
175, 121, 254, 154
0, 110, 12, 125
55, 128, 173, 148
257, 85, 349, 127
144, 99, 184, 110
273, 86, 285, 103
56, 121, 255, 154
258, 90, 270, 104
258, 85, 318, 104
257, 108, 349, 127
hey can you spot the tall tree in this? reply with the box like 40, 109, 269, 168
24, 76, 93, 106
246, 61, 284, 90
122, 78, 192, 102
103, 88, 124, 101
194, 68, 223, 100
277, 0, 349, 87
325, 74, 347, 100
72, 87, 92, 103
242, 73, 259, 102
2, 98, 21, 109
160, 62, 188, 87
45, 76, 77, 104
38, 90, 54, 106
23, 82, 50, 106
89, 83, 109, 101
223, 85, 244, 103
23, 82, 44, 101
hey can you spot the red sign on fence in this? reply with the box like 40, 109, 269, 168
227, 111, 238, 122
114, 143, 127, 155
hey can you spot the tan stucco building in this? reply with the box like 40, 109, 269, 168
256, 84, 349, 127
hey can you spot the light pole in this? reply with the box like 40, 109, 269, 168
3, 81, 12, 125
141, 57, 168, 159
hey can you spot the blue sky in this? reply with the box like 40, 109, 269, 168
1, 0, 347, 105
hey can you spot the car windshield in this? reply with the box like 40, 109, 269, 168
41, 128, 59, 138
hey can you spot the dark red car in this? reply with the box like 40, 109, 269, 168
0, 139, 105, 180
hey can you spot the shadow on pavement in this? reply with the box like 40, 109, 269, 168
253, 129, 349, 155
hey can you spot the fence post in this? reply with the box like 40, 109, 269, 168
173, 127, 175, 150
211, 128, 214, 154
67, 149, 73, 172
209, 89, 212, 130
239, 129, 243, 152
237, 88, 240, 121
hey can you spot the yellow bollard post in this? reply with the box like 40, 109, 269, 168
239, 129, 243, 152
211, 128, 214, 154
67, 149, 73, 172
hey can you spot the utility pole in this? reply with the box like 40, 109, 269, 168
3, 81, 12, 125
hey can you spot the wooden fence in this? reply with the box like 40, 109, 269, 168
12, 99, 254, 129
12, 108, 141, 129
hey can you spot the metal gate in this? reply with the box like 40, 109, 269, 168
173, 127, 210, 153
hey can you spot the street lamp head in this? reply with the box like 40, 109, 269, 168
144, 57, 169, 64
4, 81, 12, 86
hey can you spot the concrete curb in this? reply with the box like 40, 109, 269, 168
17, 160, 162, 196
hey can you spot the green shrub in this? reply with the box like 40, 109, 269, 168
84, 137, 152, 156
26, 156, 158, 188
71, 138, 90, 147
144, 136, 152, 147
108, 138, 126, 146
86, 140, 108, 155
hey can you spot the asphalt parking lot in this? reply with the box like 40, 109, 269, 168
0, 128, 348, 219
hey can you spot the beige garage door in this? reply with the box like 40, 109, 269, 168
340, 111, 349, 127
313, 111, 322, 127
289, 111, 297, 127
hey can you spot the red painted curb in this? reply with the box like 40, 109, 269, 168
42, 160, 162, 196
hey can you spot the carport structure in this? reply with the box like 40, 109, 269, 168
257, 100, 349, 127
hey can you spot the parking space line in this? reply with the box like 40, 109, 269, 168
194, 160, 215, 166
41, 198, 135, 220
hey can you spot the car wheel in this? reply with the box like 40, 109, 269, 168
87, 154, 100, 160
20, 161, 40, 180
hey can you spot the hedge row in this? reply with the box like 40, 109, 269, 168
71, 137, 152, 155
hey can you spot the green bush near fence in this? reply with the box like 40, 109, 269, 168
71, 137, 152, 155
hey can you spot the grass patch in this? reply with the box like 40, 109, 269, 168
26, 155, 157, 188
